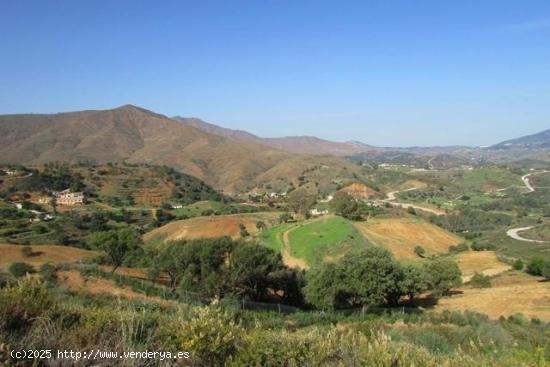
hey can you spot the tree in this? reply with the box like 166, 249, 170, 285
21, 245, 33, 257
9, 262, 35, 278
330, 191, 361, 220
513, 259, 524, 271
398, 264, 430, 301
304, 262, 349, 310
87, 227, 142, 272
414, 245, 426, 258
279, 212, 293, 224
256, 221, 267, 231
228, 243, 286, 300
526, 258, 545, 276
304, 247, 402, 311
425, 258, 462, 296
287, 189, 316, 216
239, 223, 250, 238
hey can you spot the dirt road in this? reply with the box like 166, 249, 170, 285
381, 187, 446, 216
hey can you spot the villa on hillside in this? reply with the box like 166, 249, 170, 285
310, 208, 329, 216
54, 189, 85, 205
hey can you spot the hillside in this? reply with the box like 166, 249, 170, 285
491, 129, 550, 150
175, 116, 375, 156
0, 106, 367, 193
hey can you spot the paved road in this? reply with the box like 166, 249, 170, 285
506, 171, 549, 243
381, 187, 446, 216
521, 171, 548, 193
506, 226, 546, 243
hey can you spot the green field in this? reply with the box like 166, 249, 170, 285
259, 216, 367, 267
173, 200, 268, 219
258, 222, 296, 253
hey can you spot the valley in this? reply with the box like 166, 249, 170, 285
1, 107, 549, 366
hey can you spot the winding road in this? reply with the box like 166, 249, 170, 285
506, 170, 549, 243
381, 187, 446, 216
506, 226, 546, 244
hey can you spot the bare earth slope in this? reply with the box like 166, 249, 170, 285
175, 116, 375, 156
0, 106, 362, 193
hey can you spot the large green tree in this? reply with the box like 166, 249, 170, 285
330, 191, 361, 220
424, 258, 462, 296
87, 227, 142, 272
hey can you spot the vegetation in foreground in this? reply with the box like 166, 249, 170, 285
0, 276, 549, 367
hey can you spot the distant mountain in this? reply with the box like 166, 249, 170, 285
0, 105, 367, 193
491, 129, 550, 150
174, 116, 376, 156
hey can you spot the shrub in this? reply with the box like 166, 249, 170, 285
526, 258, 545, 276
469, 273, 491, 288
542, 262, 550, 280
449, 243, 469, 253
0, 278, 54, 332
21, 245, 33, 257
471, 242, 496, 251
513, 259, 524, 271
414, 245, 426, 258
176, 306, 244, 366
39, 263, 58, 283
8, 262, 35, 278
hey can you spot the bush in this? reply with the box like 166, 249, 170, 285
176, 306, 244, 366
449, 243, 469, 253
21, 245, 33, 257
513, 259, 524, 271
39, 263, 58, 283
542, 262, 550, 280
526, 258, 545, 276
471, 242, 496, 251
469, 273, 491, 288
8, 262, 35, 278
414, 245, 426, 258
0, 278, 54, 332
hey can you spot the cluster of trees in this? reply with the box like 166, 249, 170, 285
430, 208, 512, 233
148, 237, 304, 305
304, 247, 462, 311
87, 227, 144, 272
526, 258, 550, 280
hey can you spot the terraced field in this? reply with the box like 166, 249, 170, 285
435, 271, 550, 321
454, 250, 511, 282
354, 217, 462, 260
143, 212, 281, 244
0, 244, 98, 271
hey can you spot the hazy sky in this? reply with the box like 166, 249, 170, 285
1, 1, 549, 147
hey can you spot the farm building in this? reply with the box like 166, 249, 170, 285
54, 189, 85, 205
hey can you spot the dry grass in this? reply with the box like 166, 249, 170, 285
143, 212, 281, 244
58, 270, 172, 305
354, 218, 462, 260
340, 183, 377, 200
435, 271, 550, 321
455, 251, 511, 282
0, 244, 97, 271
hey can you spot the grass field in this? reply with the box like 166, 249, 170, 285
286, 216, 366, 267
434, 271, 550, 321
354, 217, 463, 260
0, 244, 97, 271
143, 212, 281, 244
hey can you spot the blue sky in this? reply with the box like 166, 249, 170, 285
1, 1, 549, 146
